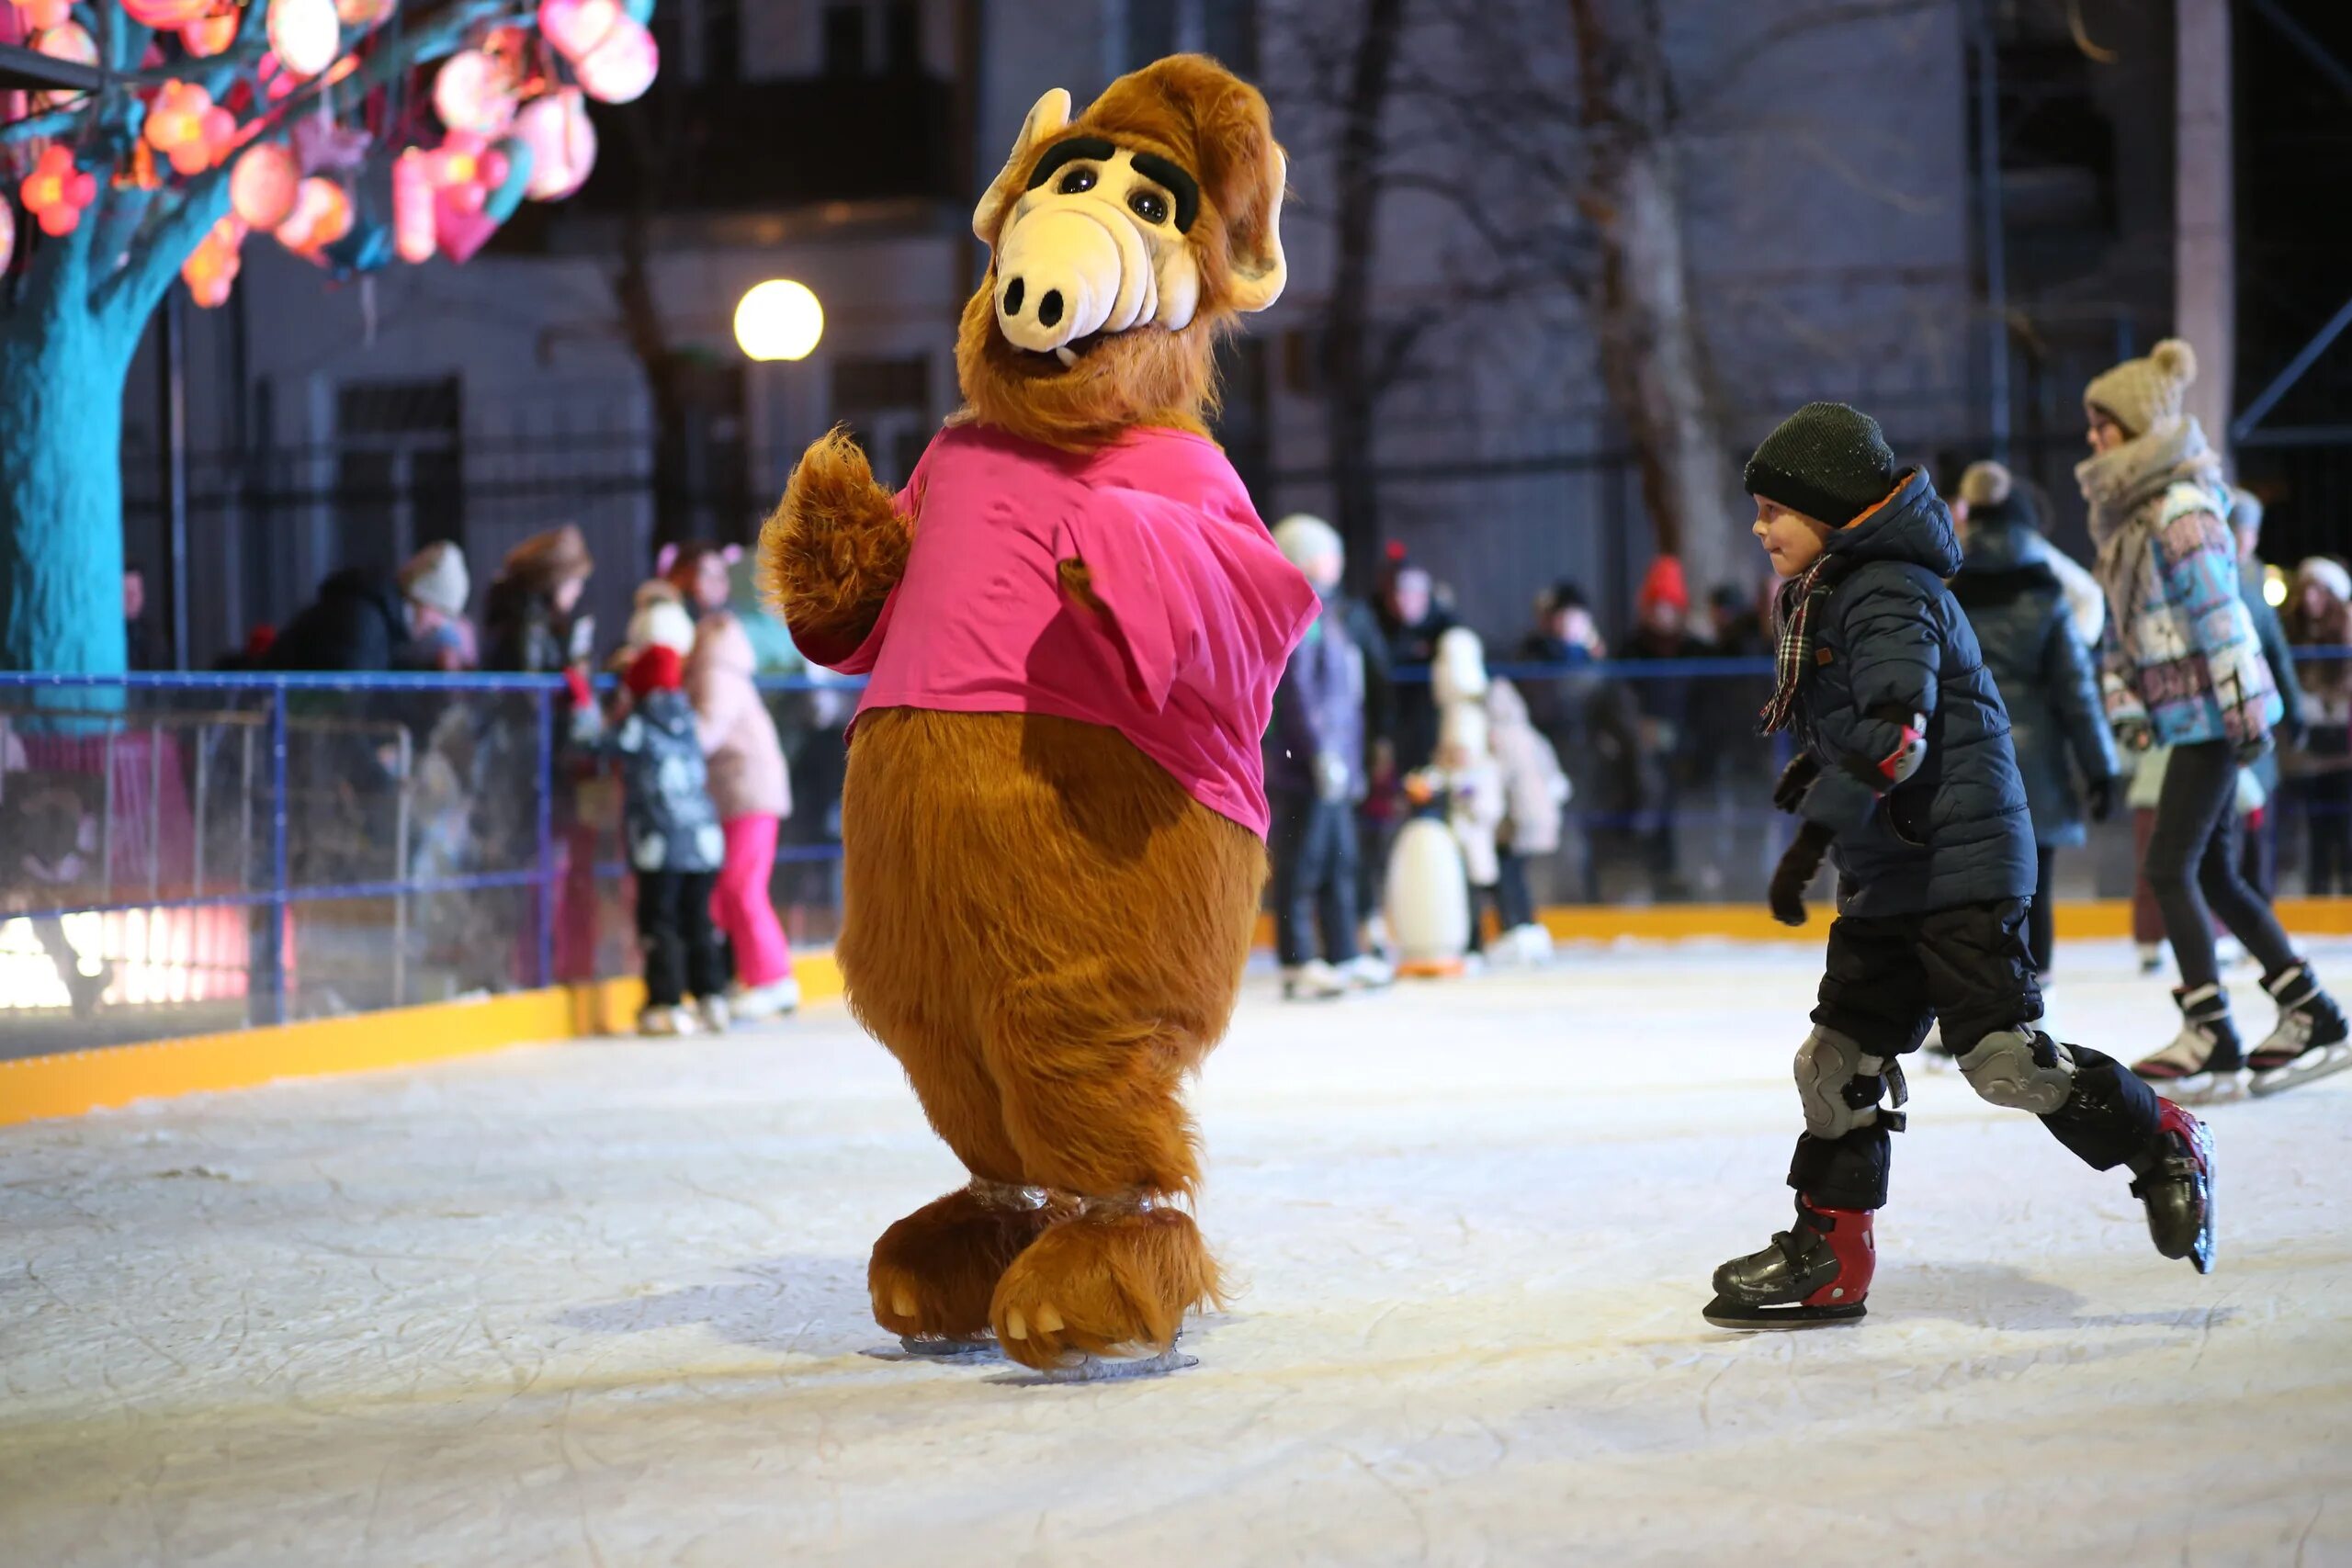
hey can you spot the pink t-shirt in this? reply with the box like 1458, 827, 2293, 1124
808, 424, 1317, 838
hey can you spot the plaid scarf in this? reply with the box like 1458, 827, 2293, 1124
1758, 558, 1838, 735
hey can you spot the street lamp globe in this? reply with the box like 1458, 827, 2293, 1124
735, 279, 823, 362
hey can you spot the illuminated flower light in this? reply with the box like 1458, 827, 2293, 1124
144, 81, 237, 176
275, 175, 352, 258
123, 0, 210, 25
29, 21, 96, 110
537, 0, 622, 62
392, 148, 435, 263
181, 215, 245, 307
230, 142, 300, 229
20, 145, 96, 235
256, 52, 300, 102
433, 48, 516, 136
267, 0, 341, 78
573, 15, 656, 105
0, 197, 13, 276
335, 0, 396, 27
513, 88, 596, 200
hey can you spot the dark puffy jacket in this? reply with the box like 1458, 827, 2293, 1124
2240, 564, 2305, 801
1789, 470, 2036, 917
263, 569, 414, 672
1268, 607, 1367, 799
1951, 517, 2119, 848
570, 688, 725, 874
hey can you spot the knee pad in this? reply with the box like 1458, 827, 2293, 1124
1957, 1027, 2076, 1114
1793, 1027, 1895, 1140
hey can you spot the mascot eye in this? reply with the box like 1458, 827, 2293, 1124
1057, 167, 1098, 195
1128, 189, 1169, 225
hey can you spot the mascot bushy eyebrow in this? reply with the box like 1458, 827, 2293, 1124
760, 54, 1313, 1379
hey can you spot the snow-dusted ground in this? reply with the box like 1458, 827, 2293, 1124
4, 941, 2348, 1567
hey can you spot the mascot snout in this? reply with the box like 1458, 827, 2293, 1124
994, 203, 1161, 355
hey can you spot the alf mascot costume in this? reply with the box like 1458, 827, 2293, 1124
760, 55, 1314, 1377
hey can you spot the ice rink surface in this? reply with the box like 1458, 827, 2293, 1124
4, 940, 2348, 1567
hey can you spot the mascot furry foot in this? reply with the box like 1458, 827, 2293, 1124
761, 54, 1311, 1381
869, 1180, 1068, 1348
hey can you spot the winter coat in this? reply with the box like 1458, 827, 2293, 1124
1951, 519, 2119, 849
2081, 420, 2280, 750
1787, 469, 2037, 918
570, 688, 725, 874
687, 612, 791, 822
1487, 678, 1569, 855
1268, 605, 1366, 801
263, 569, 416, 672
482, 577, 578, 675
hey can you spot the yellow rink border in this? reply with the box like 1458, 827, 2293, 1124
12, 898, 2352, 1127
0, 952, 846, 1129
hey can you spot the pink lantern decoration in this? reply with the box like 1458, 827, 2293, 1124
122, 0, 209, 26
0, 197, 14, 276
11, 0, 73, 30
267, 0, 341, 78
230, 143, 300, 229
573, 16, 656, 105
392, 148, 435, 264
181, 14, 240, 55
335, 0, 395, 26
537, 0, 621, 63
514, 89, 596, 200
29, 22, 96, 110
145, 82, 236, 176
276, 175, 352, 258
433, 49, 515, 137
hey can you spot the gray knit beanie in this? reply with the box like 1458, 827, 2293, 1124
399, 541, 470, 618
1743, 402, 1900, 528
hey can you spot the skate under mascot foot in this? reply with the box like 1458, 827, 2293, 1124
759, 57, 1310, 1379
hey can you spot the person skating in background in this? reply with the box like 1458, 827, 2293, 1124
2285, 556, 2352, 897
265, 540, 468, 673
484, 525, 595, 675
567, 593, 729, 1037
1267, 516, 1392, 999
1363, 557, 1452, 952
1951, 460, 2120, 980
1485, 674, 1569, 964
1709, 400, 2212, 1329
1423, 626, 1510, 964
2227, 489, 2305, 902
1623, 557, 1710, 899
1517, 581, 1623, 905
2078, 340, 2348, 1101
673, 542, 801, 1021
122, 563, 154, 671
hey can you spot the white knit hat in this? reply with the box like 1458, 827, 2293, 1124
2084, 338, 2198, 438
2296, 557, 2352, 605
398, 540, 469, 618
1272, 513, 1343, 574
627, 580, 697, 655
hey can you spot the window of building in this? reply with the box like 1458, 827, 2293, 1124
334, 378, 463, 581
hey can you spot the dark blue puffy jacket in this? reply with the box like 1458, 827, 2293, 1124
1951, 517, 2119, 849
1787, 469, 2037, 917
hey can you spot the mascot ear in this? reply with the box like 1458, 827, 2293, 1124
972, 87, 1072, 246
1226, 146, 1288, 314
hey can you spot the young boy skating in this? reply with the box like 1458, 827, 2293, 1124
1706, 402, 2215, 1329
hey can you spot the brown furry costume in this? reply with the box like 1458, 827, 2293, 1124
760, 55, 1295, 1371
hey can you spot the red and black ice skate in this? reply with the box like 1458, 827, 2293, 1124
1704, 1195, 1875, 1330
2131, 1099, 2217, 1275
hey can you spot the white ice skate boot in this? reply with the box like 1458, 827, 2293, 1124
1505, 922, 1555, 966
2132, 984, 2248, 1104
696, 995, 733, 1034
1282, 961, 1349, 1001
2137, 942, 2165, 976
730, 976, 802, 1021
638, 1004, 698, 1038
1340, 953, 1395, 990
2249, 964, 2352, 1098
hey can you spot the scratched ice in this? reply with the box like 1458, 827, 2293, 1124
3, 942, 2346, 1566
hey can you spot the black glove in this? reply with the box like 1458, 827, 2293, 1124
1772, 754, 1821, 815
1769, 821, 1835, 927
2085, 774, 2118, 824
